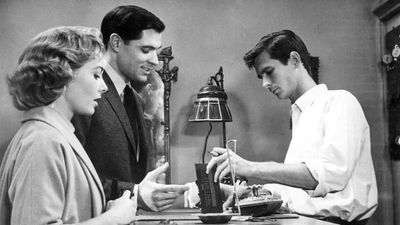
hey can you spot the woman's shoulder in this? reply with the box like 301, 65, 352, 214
13, 120, 70, 156
24, 120, 65, 138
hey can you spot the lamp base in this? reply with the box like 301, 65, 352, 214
195, 163, 223, 214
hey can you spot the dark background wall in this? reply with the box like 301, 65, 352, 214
0, 0, 392, 224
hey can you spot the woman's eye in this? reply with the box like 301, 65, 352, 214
94, 74, 101, 79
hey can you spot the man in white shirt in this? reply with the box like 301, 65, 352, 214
206, 30, 377, 224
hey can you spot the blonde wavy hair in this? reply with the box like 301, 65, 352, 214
8, 26, 104, 111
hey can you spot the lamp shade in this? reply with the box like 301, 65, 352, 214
189, 84, 232, 122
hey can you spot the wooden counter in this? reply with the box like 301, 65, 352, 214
134, 209, 336, 225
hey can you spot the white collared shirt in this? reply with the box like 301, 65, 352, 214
265, 84, 377, 221
100, 60, 132, 103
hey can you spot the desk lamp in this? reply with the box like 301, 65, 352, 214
189, 66, 233, 216
189, 66, 232, 164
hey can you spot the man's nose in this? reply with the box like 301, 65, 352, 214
148, 51, 159, 66
262, 75, 271, 88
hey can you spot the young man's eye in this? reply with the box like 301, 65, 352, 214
94, 73, 101, 79
141, 48, 150, 54
258, 68, 273, 79
266, 68, 274, 75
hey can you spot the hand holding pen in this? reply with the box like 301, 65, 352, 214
208, 150, 248, 185
206, 147, 253, 183
208, 150, 221, 157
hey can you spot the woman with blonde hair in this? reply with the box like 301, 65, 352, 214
0, 26, 136, 225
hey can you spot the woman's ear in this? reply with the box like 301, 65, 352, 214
109, 33, 122, 52
60, 84, 68, 95
289, 51, 301, 68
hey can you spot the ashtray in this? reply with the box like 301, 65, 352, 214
237, 198, 283, 217
193, 213, 237, 224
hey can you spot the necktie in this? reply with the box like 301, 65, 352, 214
123, 85, 140, 160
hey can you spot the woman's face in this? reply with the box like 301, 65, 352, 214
65, 56, 107, 116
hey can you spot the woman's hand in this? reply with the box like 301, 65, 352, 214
105, 190, 136, 225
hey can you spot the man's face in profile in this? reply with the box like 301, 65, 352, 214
254, 51, 297, 100
117, 29, 162, 83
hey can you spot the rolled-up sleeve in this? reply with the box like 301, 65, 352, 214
304, 92, 367, 197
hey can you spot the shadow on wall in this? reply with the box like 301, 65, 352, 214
170, 95, 205, 162
231, 69, 291, 162
221, 91, 252, 150
171, 94, 197, 138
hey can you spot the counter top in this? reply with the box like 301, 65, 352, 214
134, 209, 336, 225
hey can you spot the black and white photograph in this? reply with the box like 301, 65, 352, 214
0, 0, 397, 224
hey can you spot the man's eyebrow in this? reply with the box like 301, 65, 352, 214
141, 45, 163, 50
257, 66, 271, 79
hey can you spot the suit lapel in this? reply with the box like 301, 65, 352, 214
102, 72, 138, 158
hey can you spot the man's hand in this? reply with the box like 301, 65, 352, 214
142, 70, 164, 116
206, 147, 253, 182
221, 182, 251, 211
138, 162, 189, 212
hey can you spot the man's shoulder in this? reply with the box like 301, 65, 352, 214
321, 89, 367, 118
324, 89, 360, 104
326, 88, 352, 96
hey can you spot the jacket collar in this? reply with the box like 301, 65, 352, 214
101, 59, 128, 97
22, 106, 106, 205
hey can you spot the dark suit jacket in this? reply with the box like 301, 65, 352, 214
72, 72, 150, 200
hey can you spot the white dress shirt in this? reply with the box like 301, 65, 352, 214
100, 59, 131, 103
264, 84, 377, 222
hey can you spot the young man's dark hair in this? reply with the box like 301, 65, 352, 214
100, 5, 165, 47
243, 30, 311, 75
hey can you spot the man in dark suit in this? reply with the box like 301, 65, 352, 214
72, 5, 188, 212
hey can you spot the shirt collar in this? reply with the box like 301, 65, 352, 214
100, 59, 130, 96
292, 84, 328, 112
